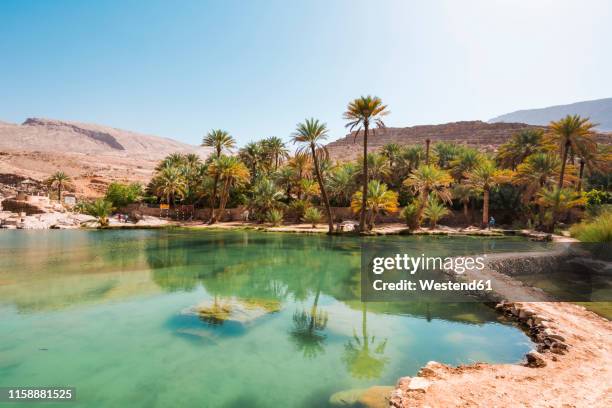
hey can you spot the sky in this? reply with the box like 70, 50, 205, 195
1, 0, 611, 147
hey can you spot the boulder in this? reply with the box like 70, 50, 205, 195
407, 377, 431, 392
525, 350, 547, 367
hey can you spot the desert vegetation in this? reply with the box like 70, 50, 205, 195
71, 98, 609, 237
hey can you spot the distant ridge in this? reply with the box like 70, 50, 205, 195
489, 98, 612, 131
326, 121, 543, 161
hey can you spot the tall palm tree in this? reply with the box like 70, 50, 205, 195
263, 136, 289, 170
548, 115, 597, 189
207, 155, 250, 223
291, 118, 335, 234
343, 96, 390, 232
46, 171, 71, 202
202, 129, 236, 157
202, 130, 237, 223
350, 180, 399, 229
403, 164, 453, 226
465, 160, 512, 227
496, 128, 545, 170
154, 166, 187, 206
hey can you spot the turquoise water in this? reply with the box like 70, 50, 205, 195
0, 230, 540, 407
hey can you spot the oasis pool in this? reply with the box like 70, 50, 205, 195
0, 230, 540, 407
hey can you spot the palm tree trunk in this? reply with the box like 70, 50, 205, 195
558, 140, 570, 188
359, 123, 369, 232
311, 145, 334, 234
425, 139, 431, 165
482, 189, 489, 227
58, 183, 62, 203
215, 181, 231, 222
208, 175, 219, 224
463, 201, 468, 220
577, 159, 585, 192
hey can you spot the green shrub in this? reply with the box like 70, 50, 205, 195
266, 209, 284, 226
570, 211, 612, 242
84, 199, 115, 227
105, 182, 143, 208
303, 207, 322, 228
287, 199, 310, 221
584, 189, 612, 216
400, 200, 420, 230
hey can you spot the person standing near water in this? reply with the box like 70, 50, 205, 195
489, 216, 496, 229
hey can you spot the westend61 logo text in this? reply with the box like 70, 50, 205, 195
372, 254, 486, 275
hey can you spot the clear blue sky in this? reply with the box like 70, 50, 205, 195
1, 0, 611, 147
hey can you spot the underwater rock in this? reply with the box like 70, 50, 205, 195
182, 298, 281, 325
358, 386, 394, 408
328, 388, 366, 406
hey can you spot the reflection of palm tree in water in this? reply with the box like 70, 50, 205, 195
342, 303, 389, 379
289, 286, 329, 359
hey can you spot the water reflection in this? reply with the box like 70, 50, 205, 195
342, 303, 389, 379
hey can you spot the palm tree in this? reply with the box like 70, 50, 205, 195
287, 152, 312, 199
548, 115, 597, 189
156, 153, 187, 171
154, 166, 187, 206
202, 129, 236, 223
403, 164, 453, 226
291, 118, 335, 234
381, 143, 401, 169
537, 186, 586, 231
239, 141, 266, 181
433, 142, 459, 169
450, 148, 481, 181
84, 199, 114, 227
343, 96, 390, 232
202, 129, 236, 157
514, 153, 560, 203
46, 171, 72, 202
356, 153, 391, 182
452, 183, 473, 221
207, 155, 250, 223
423, 195, 450, 229
262, 136, 289, 170
350, 180, 398, 229
496, 128, 545, 170
465, 160, 512, 227
249, 178, 284, 221
327, 162, 358, 206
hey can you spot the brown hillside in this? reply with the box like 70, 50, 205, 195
326, 120, 612, 161
0, 118, 211, 197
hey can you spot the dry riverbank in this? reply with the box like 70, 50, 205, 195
389, 301, 612, 408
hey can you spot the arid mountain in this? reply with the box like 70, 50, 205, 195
0, 118, 211, 197
326, 121, 541, 161
489, 97, 612, 131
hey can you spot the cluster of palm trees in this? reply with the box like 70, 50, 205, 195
144, 95, 606, 234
